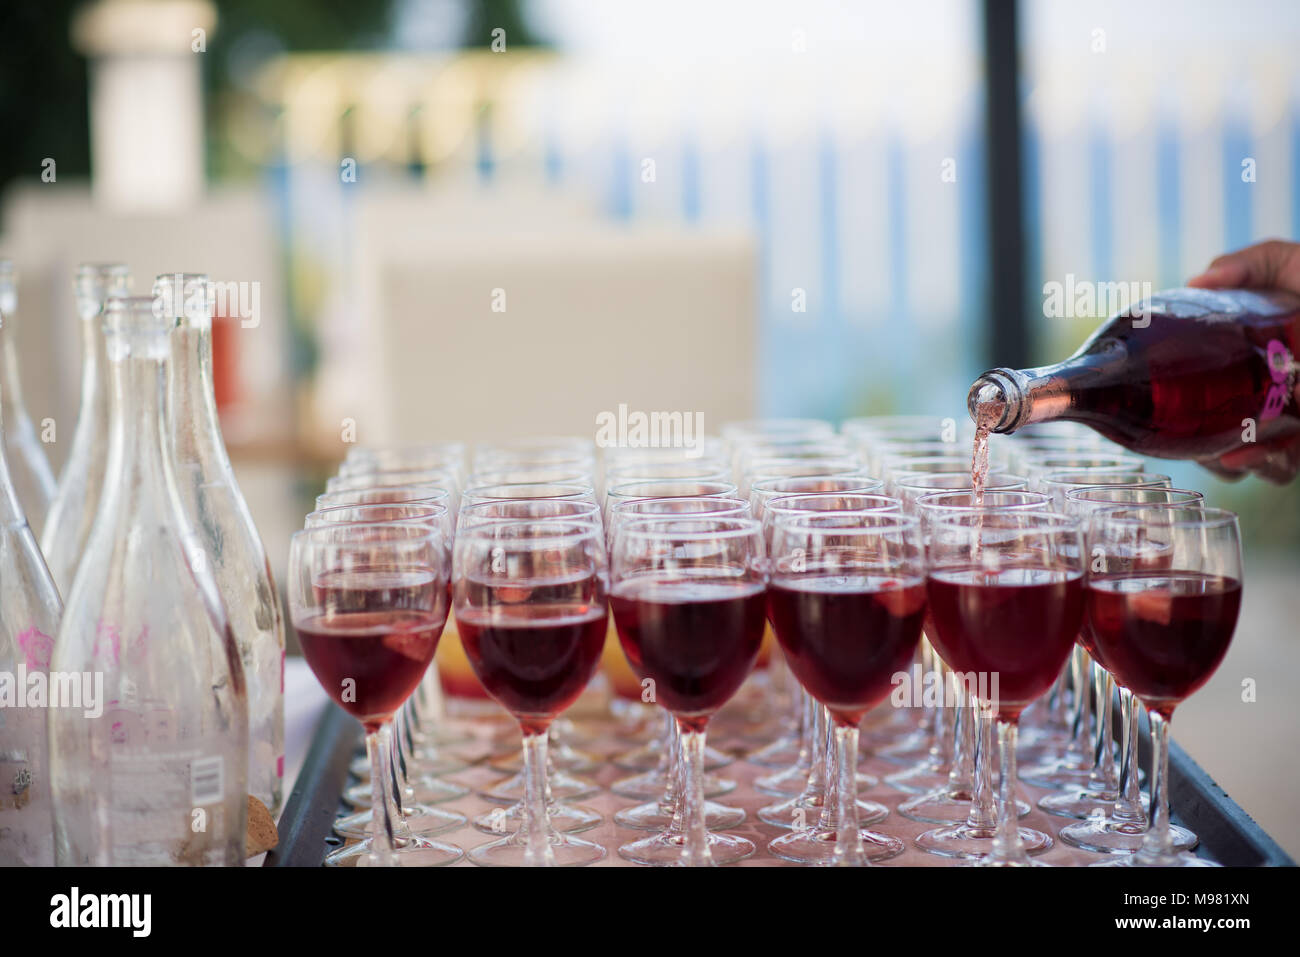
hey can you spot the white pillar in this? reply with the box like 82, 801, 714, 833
71, 0, 217, 213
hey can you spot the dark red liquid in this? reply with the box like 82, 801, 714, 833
925, 567, 1084, 721
1086, 572, 1240, 717
297, 609, 444, 731
610, 578, 766, 731
456, 599, 607, 735
768, 575, 926, 725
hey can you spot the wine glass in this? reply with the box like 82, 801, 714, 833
925, 510, 1087, 866
609, 517, 767, 865
454, 520, 609, 866
767, 512, 927, 864
1054, 489, 1206, 856
1086, 506, 1242, 867
908, 490, 1051, 854
317, 482, 453, 511
288, 523, 462, 866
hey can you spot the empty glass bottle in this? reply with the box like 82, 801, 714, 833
41, 264, 131, 596
155, 273, 284, 815
0, 312, 64, 866
50, 295, 248, 866
0, 261, 58, 531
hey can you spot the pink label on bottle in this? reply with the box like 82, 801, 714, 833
16, 627, 53, 670
277, 754, 285, 778
1262, 338, 1294, 421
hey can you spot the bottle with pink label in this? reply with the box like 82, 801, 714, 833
968, 288, 1300, 483
49, 294, 248, 866
0, 293, 64, 864
154, 273, 284, 818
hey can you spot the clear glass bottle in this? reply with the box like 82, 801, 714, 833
0, 261, 58, 531
154, 273, 284, 815
41, 264, 131, 596
0, 312, 64, 866
49, 295, 248, 866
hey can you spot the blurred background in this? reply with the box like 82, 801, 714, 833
2, 0, 1297, 855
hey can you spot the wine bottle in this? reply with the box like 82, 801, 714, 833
968, 287, 1300, 483
49, 294, 248, 866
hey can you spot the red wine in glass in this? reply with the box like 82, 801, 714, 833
925, 567, 1085, 720
610, 578, 767, 731
767, 575, 926, 724
456, 589, 607, 735
1085, 572, 1241, 717
297, 608, 445, 731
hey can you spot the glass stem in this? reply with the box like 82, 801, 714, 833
1113, 688, 1145, 824
989, 718, 1028, 864
678, 724, 713, 866
947, 672, 973, 793
366, 723, 398, 866
1090, 666, 1118, 794
832, 723, 866, 866
519, 729, 555, 866
662, 714, 683, 821
966, 696, 997, 830
1141, 711, 1175, 862
1068, 647, 1092, 756
932, 659, 953, 766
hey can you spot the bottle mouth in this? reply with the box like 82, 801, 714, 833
967, 369, 1022, 433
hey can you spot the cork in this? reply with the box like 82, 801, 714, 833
245, 795, 279, 857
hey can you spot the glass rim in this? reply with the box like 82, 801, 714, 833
927, 508, 1081, 530
914, 489, 1051, 511
766, 491, 901, 514
614, 516, 763, 542
1090, 505, 1239, 530
605, 479, 737, 499
306, 501, 447, 523
749, 472, 882, 494
291, 521, 444, 546
610, 495, 749, 515
454, 518, 603, 545
1041, 469, 1170, 488
1065, 485, 1204, 505
771, 511, 921, 533
316, 482, 452, 506
462, 481, 594, 499
891, 469, 1025, 490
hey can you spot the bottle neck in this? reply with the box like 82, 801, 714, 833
104, 346, 174, 515
968, 347, 1123, 435
169, 318, 231, 475
0, 310, 29, 427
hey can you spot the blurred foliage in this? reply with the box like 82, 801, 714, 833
461, 0, 545, 47
0, 0, 91, 202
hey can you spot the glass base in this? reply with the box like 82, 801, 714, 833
488, 742, 601, 776
915, 821, 1052, 860
746, 734, 803, 769
758, 794, 888, 829
479, 768, 599, 805
609, 739, 733, 773
1019, 752, 1097, 790
333, 803, 465, 839
344, 774, 469, 809
1038, 787, 1125, 821
872, 730, 931, 766
885, 760, 950, 795
1094, 845, 1215, 867
610, 768, 735, 801
468, 830, 606, 867
350, 749, 469, 779
473, 801, 602, 835
614, 798, 745, 832
325, 835, 463, 867
618, 829, 755, 866
754, 760, 815, 797
897, 788, 1030, 825
768, 827, 904, 864
1060, 817, 1197, 855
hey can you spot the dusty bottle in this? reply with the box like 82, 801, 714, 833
0, 313, 64, 866
41, 264, 131, 595
0, 261, 58, 529
968, 287, 1300, 483
49, 295, 248, 866
154, 273, 284, 815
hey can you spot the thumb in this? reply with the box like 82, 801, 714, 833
1187, 239, 1300, 291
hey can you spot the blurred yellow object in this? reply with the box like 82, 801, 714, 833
756, 620, 777, 670
601, 617, 643, 703
435, 611, 490, 700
